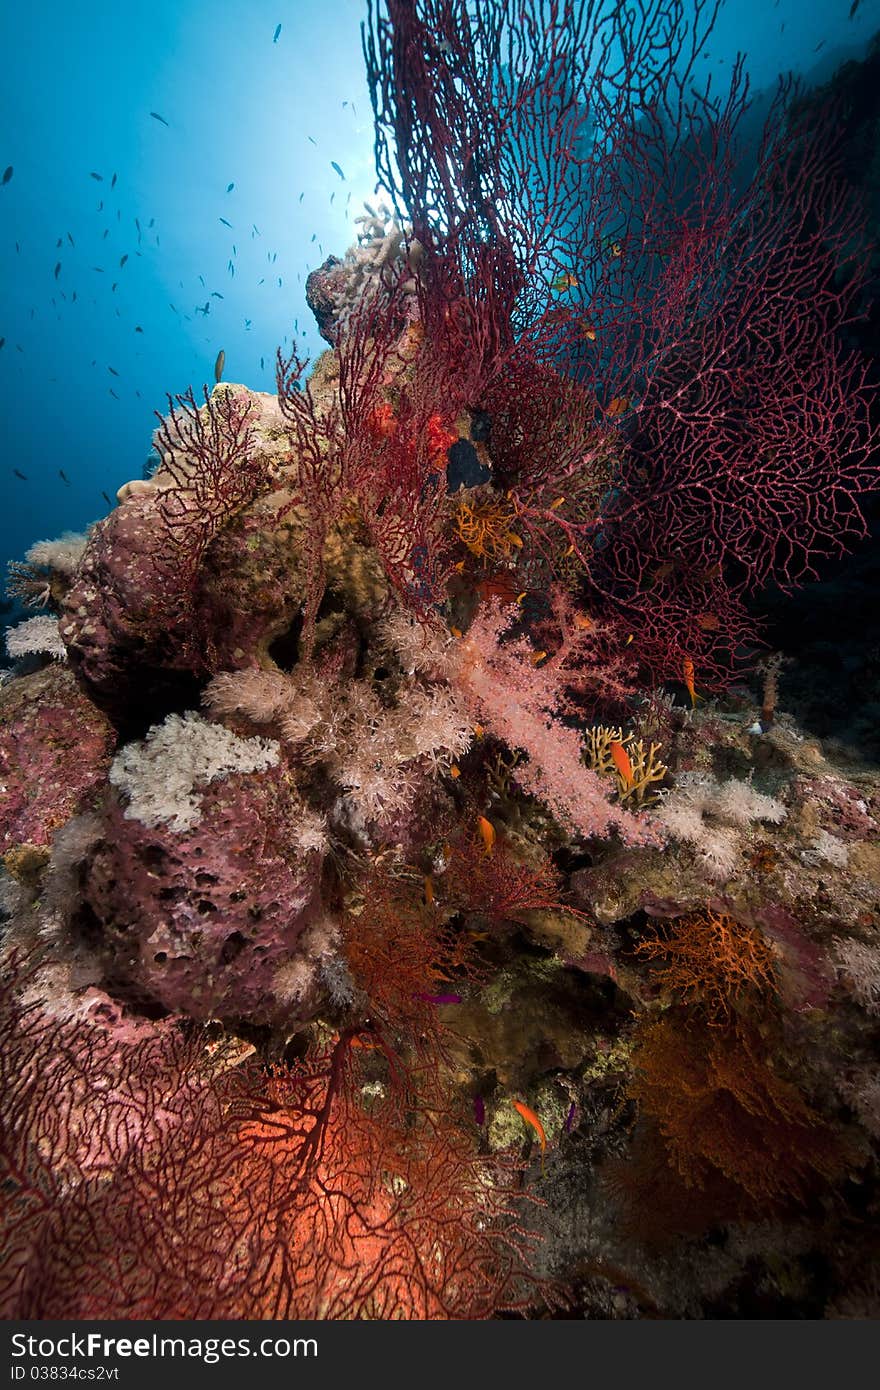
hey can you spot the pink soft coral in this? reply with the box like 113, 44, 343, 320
450, 600, 659, 846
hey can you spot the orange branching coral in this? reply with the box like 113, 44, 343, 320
635, 910, 779, 1022
454, 491, 522, 563
627, 1012, 846, 1207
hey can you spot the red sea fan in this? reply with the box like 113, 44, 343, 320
365, 0, 879, 687
0, 955, 541, 1319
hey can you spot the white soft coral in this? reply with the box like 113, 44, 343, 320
656, 772, 786, 881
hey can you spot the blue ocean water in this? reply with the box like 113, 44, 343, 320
0, 0, 876, 595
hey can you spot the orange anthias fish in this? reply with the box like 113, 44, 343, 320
477, 815, 496, 855
683, 656, 698, 707
512, 1100, 547, 1167
696, 612, 720, 632
606, 395, 630, 418
609, 739, 633, 788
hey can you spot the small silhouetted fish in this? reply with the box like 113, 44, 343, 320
71, 291, 76, 302
245, 318, 251, 329
92, 266, 104, 272
219, 217, 232, 228
90, 171, 103, 181
308, 135, 316, 145
277, 276, 282, 286
232, 244, 236, 255
850, 0, 861, 18
150, 111, 169, 125
331, 160, 345, 180
67, 232, 74, 246
260, 356, 265, 369
108, 366, 119, 376
59, 469, 70, 485
119, 254, 128, 267
226, 182, 234, 193
273, 23, 281, 42
102, 490, 112, 506
169, 302, 178, 313
102, 229, 109, 239
56, 237, 62, 248
15, 241, 20, 253
228, 260, 235, 276
252, 223, 260, 235
214, 348, 225, 382
135, 217, 141, 237
54, 262, 61, 279
13, 469, 27, 480
135, 325, 143, 333
111, 172, 117, 188
109, 388, 119, 398
148, 217, 155, 228
298, 192, 304, 202
211, 291, 224, 299
814, 40, 825, 51
98, 200, 103, 211
2, 166, 13, 184
310, 233, 316, 242
0, 338, 4, 350
111, 282, 118, 291
330, 191, 335, 204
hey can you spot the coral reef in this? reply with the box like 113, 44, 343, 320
2, 0, 880, 1321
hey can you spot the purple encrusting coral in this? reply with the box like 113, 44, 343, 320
0, 664, 115, 856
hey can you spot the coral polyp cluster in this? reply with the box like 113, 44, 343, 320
2, 0, 880, 1319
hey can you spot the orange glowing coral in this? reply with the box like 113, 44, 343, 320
454, 492, 522, 563
635, 909, 779, 1022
